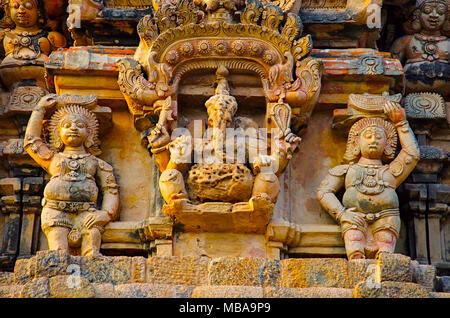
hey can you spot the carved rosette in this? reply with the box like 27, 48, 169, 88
403, 93, 447, 120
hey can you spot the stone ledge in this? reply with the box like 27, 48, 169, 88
430, 292, 450, 298
115, 283, 194, 298
264, 287, 353, 298
4, 250, 438, 298
353, 281, 430, 298
192, 286, 264, 298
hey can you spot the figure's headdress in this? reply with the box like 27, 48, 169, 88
416, 0, 448, 7
48, 103, 101, 155
343, 117, 398, 163
9, 0, 38, 7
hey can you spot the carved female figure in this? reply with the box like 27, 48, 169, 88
390, 0, 449, 98
1, 0, 66, 66
24, 94, 119, 257
316, 102, 420, 260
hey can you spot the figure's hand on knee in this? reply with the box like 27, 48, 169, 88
83, 210, 111, 229
340, 207, 366, 227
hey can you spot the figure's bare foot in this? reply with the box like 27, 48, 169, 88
348, 251, 366, 260
83, 250, 103, 258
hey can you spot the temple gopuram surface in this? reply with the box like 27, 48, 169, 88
0, 0, 448, 299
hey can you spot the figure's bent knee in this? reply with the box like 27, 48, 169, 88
374, 230, 395, 244
345, 229, 365, 242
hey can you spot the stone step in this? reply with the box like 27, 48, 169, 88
436, 276, 450, 293
0, 250, 437, 298
0, 279, 435, 298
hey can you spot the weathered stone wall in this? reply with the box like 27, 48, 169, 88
0, 250, 446, 298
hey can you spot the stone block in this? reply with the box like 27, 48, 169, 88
146, 257, 209, 286
411, 261, 435, 291
34, 250, 70, 278
81, 256, 131, 285
430, 292, 450, 298
436, 276, 450, 293
93, 283, 115, 298
347, 259, 377, 288
264, 287, 353, 298
14, 258, 33, 284
49, 275, 95, 298
0, 272, 14, 286
377, 253, 412, 282
208, 257, 280, 287
192, 286, 264, 298
115, 283, 194, 298
353, 281, 429, 298
131, 257, 146, 283
0, 285, 23, 298
281, 258, 349, 288
20, 277, 50, 298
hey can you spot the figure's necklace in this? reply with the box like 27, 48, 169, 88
60, 153, 91, 181
353, 163, 390, 195
10, 29, 44, 60
415, 34, 446, 62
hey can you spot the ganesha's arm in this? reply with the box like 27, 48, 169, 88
316, 165, 348, 223
24, 107, 54, 171
96, 160, 120, 221
389, 121, 420, 187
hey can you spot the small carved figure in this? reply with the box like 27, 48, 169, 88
2, 0, 66, 66
24, 94, 119, 257
391, 0, 449, 98
317, 101, 420, 260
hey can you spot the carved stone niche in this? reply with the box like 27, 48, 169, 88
117, 0, 323, 258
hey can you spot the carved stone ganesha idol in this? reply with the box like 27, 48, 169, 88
24, 94, 119, 257
150, 66, 300, 227
317, 101, 420, 260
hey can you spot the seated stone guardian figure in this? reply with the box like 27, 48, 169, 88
316, 101, 420, 260
391, 0, 449, 99
24, 94, 119, 257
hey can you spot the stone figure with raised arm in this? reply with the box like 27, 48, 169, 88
24, 94, 119, 257
316, 101, 420, 260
